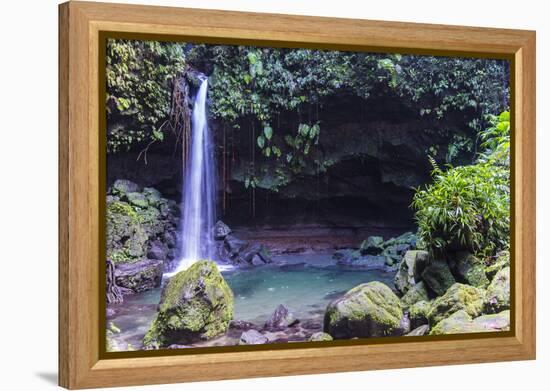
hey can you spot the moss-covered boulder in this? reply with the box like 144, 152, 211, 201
143, 261, 234, 348
429, 310, 510, 335
409, 300, 431, 329
421, 260, 456, 296
400, 281, 429, 309
360, 236, 385, 255
324, 281, 403, 339
427, 283, 485, 326
485, 267, 510, 313
308, 332, 334, 342
485, 251, 510, 280
451, 251, 490, 288
394, 250, 429, 295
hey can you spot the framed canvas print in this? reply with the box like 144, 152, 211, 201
58, 1, 536, 389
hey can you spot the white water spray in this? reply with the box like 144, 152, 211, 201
173, 76, 217, 272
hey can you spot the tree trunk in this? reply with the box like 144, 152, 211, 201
106, 259, 124, 304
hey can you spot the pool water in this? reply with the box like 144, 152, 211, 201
107, 253, 395, 349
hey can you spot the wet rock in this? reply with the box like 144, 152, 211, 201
114, 259, 163, 293
427, 283, 485, 326
360, 236, 385, 255
485, 251, 510, 280
143, 261, 234, 348
337, 253, 386, 269
324, 281, 403, 339
485, 267, 510, 313
406, 324, 429, 336
308, 332, 333, 342
451, 251, 490, 288
167, 344, 192, 349
142, 187, 162, 207
429, 310, 510, 335
265, 305, 299, 330
112, 179, 140, 196
229, 320, 257, 330
394, 250, 429, 295
408, 300, 431, 329
400, 281, 429, 309
213, 220, 232, 240
126, 192, 149, 208
147, 240, 168, 261
239, 330, 268, 345
421, 260, 456, 296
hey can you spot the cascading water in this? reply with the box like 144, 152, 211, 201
173, 76, 217, 272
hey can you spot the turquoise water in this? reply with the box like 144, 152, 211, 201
107, 254, 394, 348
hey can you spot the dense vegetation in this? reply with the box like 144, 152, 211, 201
106, 39, 509, 193
412, 112, 510, 258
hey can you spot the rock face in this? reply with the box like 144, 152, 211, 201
239, 330, 268, 345
143, 261, 234, 348
427, 283, 485, 326
264, 305, 299, 330
324, 281, 404, 339
213, 220, 232, 240
308, 332, 333, 342
485, 267, 510, 313
394, 250, 429, 295
421, 260, 456, 296
114, 259, 163, 293
429, 310, 510, 335
106, 179, 179, 270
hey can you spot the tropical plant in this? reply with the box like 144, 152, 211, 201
412, 111, 510, 258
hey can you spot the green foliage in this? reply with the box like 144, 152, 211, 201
106, 39, 186, 152
412, 111, 510, 257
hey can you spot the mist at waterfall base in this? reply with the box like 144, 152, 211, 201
168, 76, 220, 276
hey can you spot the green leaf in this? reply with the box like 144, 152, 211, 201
265, 146, 271, 157
257, 135, 265, 148
264, 126, 273, 140
152, 129, 164, 141
499, 111, 510, 122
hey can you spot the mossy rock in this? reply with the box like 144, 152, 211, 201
452, 251, 490, 288
143, 187, 162, 207
112, 179, 140, 196
427, 283, 485, 326
143, 261, 234, 348
429, 309, 510, 335
360, 236, 385, 255
421, 260, 456, 296
324, 281, 403, 339
127, 192, 149, 208
485, 267, 510, 313
106, 201, 148, 263
394, 250, 429, 295
400, 281, 429, 309
308, 332, 334, 342
409, 300, 431, 329
485, 251, 510, 280
406, 324, 429, 336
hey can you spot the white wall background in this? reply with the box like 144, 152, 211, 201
0, 0, 546, 389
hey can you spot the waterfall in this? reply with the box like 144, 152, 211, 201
173, 76, 217, 272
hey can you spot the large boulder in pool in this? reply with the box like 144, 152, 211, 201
421, 259, 456, 296
324, 281, 404, 339
427, 283, 485, 326
143, 260, 234, 348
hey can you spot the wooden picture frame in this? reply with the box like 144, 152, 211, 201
58, 1, 536, 389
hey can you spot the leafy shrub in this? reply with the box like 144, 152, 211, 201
106, 39, 186, 152
412, 111, 510, 257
